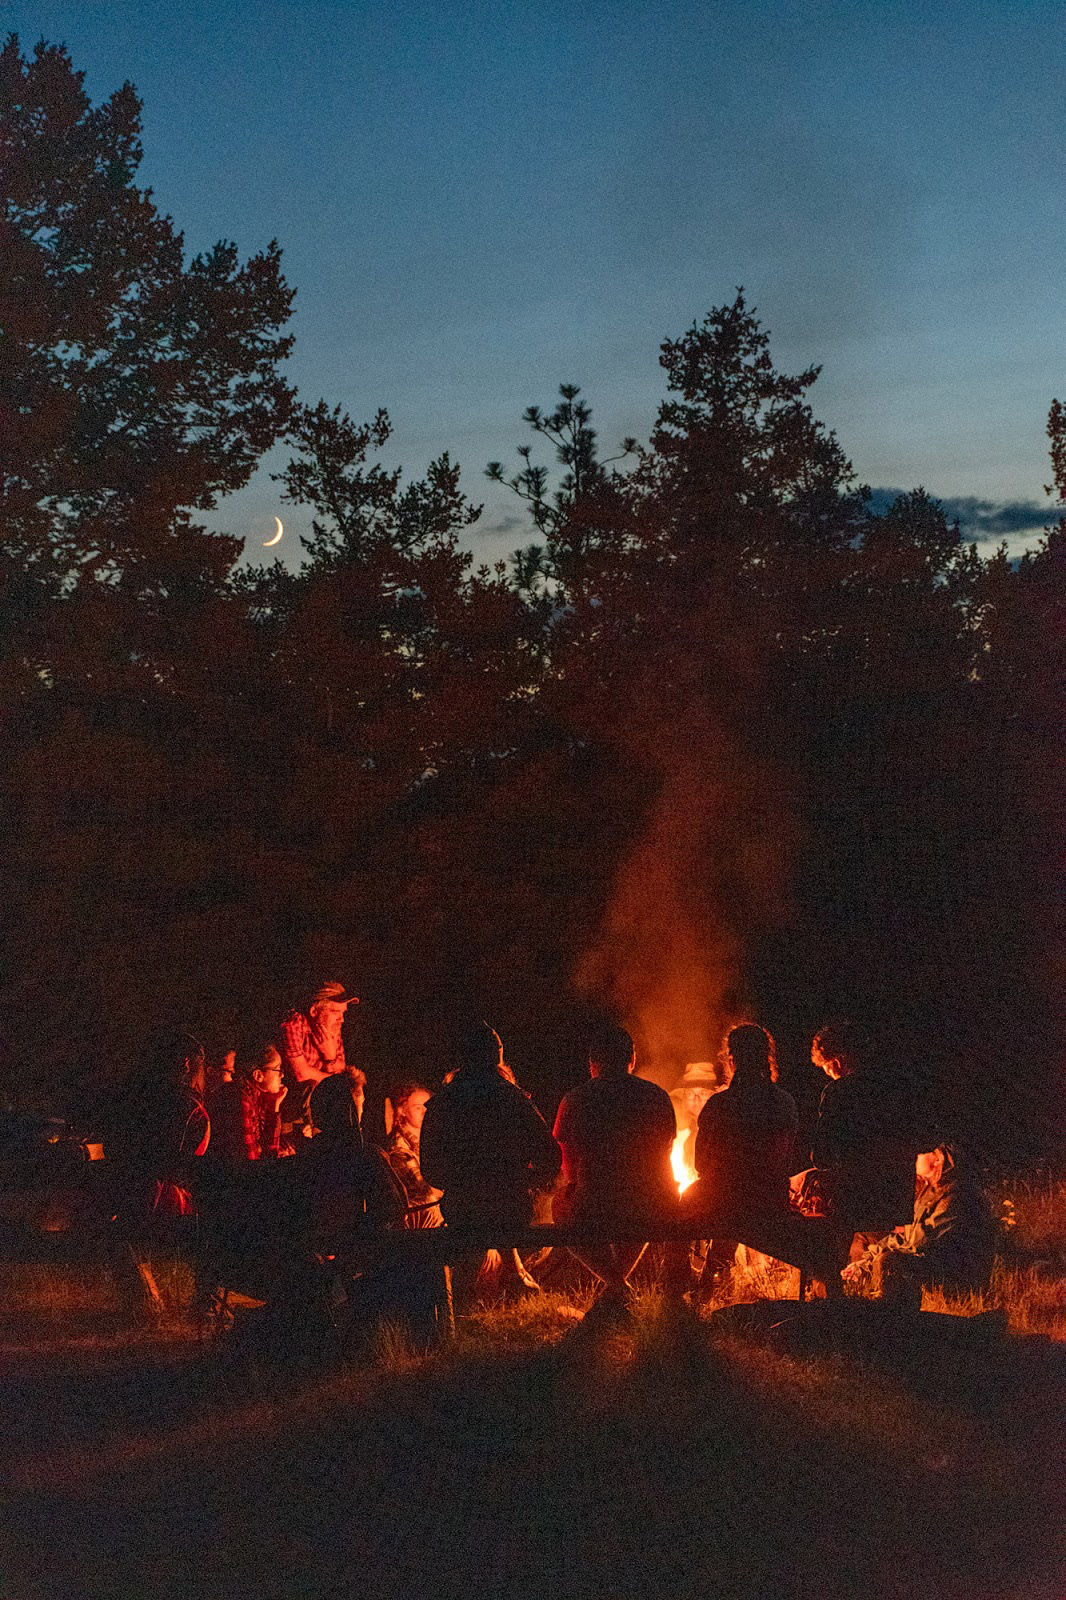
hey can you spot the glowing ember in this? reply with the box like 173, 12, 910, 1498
671, 1131, 697, 1194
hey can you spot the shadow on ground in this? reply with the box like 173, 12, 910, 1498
0, 1298, 1062, 1600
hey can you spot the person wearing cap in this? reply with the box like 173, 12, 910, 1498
278, 982, 359, 1144
669, 1062, 723, 1180
553, 1023, 678, 1311
842, 1143, 996, 1308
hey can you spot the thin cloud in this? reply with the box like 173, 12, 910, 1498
868, 488, 1050, 542
477, 512, 529, 540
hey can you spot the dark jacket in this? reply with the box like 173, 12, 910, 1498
204, 1080, 245, 1165
110, 1080, 209, 1219
299, 1141, 407, 1239
868, 1172, 996, 1292
419, 1069, 560, 1228
309, 1073, 363, 1146
553, 1072, 677, 1224
692, 1076, 798, 1218
811, 1072, 918, 1229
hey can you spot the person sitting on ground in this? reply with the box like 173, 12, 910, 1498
240, 1044, 289, 1160
798, 1019, 919, 1266
383, 1082, 443, 1227
683, 1023, 799, 1295
842, 1143, 996, 1308
553, 1023, 678, 1309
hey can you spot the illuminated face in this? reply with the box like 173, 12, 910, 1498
915, 1149, 943, 1184
254, 1051, 284, 1096
397, 1089, 431, 1132
811, 1044, 843, 1079
683, 1086, 713, 1118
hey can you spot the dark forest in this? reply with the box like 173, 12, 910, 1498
3, 37, 1063, 1158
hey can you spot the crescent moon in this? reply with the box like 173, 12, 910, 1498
262, 516, 284, 548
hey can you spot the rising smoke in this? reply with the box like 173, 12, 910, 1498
575, 715, 798, 1089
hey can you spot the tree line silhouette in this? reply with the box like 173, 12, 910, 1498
2, 37, 1062, 1156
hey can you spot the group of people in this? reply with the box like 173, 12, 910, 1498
107, 989, 997, 1317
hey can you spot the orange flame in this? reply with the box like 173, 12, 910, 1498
671, 1131, 697, 1195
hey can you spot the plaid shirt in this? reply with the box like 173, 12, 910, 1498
241, 1085, 282, 1161
384, 1124, 442, 1210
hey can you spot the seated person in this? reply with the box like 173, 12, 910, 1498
204, 1048, 245, 1167
420, 1023, 561, 1302
421, 1023, 560, 1230
384, 1082, 443, 1227
553, 1023, 677, 1308
683, 1023, 798, 1293
240, 1044, 289, 1160
805, 1018, 919, 1260
278, 981, 359, 1145
843, 1143, 996, 1308
309, 1060, 367, 1146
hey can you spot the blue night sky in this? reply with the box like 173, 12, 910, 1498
8, 0, 1065, 560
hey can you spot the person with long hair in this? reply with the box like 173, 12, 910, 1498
684, 1023, 798, 1295
383, 1082, 443, 1228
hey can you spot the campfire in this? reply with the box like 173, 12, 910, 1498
667, 1060, 721, 1195
671, 1132, 697, 1195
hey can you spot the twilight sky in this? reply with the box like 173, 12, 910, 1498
9, 0, 1065, 560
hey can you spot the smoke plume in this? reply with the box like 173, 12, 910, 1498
575, 722, 797, 1087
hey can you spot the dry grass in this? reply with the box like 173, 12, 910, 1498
0, 1180, 1062, 1599
996, 1174, 1066, 1261
2, 1284, 1061, 1600
922, 1261, 1066, 1339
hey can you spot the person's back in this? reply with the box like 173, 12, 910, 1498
553, 1072, 677, 1224
109, 1030, 209, 1216
309, 1068, 366, 1148
812, 1068, 916, 1230
551, 1023, 675, 1308
694, 1073, 798, 1217
204, 1078, 245, 1165
419, 1027, 560, 1228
